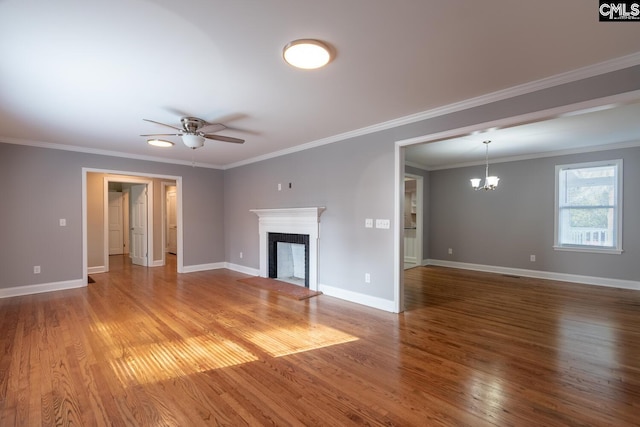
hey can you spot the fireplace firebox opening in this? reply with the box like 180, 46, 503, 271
268, 233, 310, 288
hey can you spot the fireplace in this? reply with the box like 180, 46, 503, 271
268, 233, 310, 287
251, 207, 325, 291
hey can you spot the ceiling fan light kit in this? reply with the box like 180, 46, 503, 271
471, 140, 500, 191
283, 39, 332, 69
181, 134, 205, 149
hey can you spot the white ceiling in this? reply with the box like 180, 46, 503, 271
1, 0, 639, 169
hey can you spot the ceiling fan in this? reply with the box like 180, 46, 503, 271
141, 116, 245, 149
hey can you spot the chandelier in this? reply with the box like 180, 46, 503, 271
470, 140, 499, 190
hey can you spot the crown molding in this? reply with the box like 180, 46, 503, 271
226, 52, 640, 169
0, 136, 225, 169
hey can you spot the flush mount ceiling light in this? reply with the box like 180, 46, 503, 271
147, 139, 174, 148
470, 140, 500, 191
283, 39, 332, 69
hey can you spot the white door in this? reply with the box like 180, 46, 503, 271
108, 192, 124, 255
166, 187, 177, 254
130, 184, 148, 266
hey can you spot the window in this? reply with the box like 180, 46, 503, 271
554, 159, 622, 254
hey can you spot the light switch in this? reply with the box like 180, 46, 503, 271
365, 218, 373, 228
375, 219, 390, 229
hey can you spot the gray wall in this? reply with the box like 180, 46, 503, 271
224, 131, 396, 300
428, 146, 640, 281
0, 143, 225, 289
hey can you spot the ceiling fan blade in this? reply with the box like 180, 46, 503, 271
140, 133, 182, 137
204, 134, 245, 144
199, 123, 227, 133
143, 118, 182, 131
162, 107, 192, 118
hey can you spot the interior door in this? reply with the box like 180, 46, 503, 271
108, 192, 124, 255
130, 184, 148, 266
166, 187, 177, 254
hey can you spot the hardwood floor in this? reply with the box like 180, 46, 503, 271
1, 257, 639, 426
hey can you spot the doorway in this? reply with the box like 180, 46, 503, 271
82, 168, 184, 282
103, 176, 153, 271
164, 183, 178, 255
108, 189, 129, 255
403, 174, 423, 270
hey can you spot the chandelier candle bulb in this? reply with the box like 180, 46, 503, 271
486, 176, 500, 187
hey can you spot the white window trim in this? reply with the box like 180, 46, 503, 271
553, 159, 623, 254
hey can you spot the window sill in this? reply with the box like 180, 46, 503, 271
553, 245, 623, 255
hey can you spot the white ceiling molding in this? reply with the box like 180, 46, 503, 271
226, 52, 640, 170
0, 136, 225, 169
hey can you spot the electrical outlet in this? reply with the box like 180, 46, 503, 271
530, 254, 536, 262
364, 273, 371, 283
448, 248, 453, 255
365, 218, 373, 228
59, 218, 66, 226
33, 266, 41, 274
240, 252, 243, 259
277, 183, 282, 191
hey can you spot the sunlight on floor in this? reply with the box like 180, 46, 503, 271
109, 335, 259, 384
243, 324, 359, 357
91, 317, 358, 385
91, 319, 258, 384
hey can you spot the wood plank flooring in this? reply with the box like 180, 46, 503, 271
1, 257, 639, 426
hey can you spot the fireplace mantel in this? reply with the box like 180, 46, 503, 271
250, 207, 325, 291
250, 207, 325, 222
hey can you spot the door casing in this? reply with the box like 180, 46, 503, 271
81, 168, 184, 282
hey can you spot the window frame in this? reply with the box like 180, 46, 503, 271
554, 159, 623, 254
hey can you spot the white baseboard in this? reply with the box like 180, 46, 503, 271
425, 259, 640, 291
151, 260, 164, 267
88, 266, 105, 274
180, 262, 260, 275
319, 284, 395, 312
181, 262, 227, 273
0, 278, 86, 299
225, 263, 260, 276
